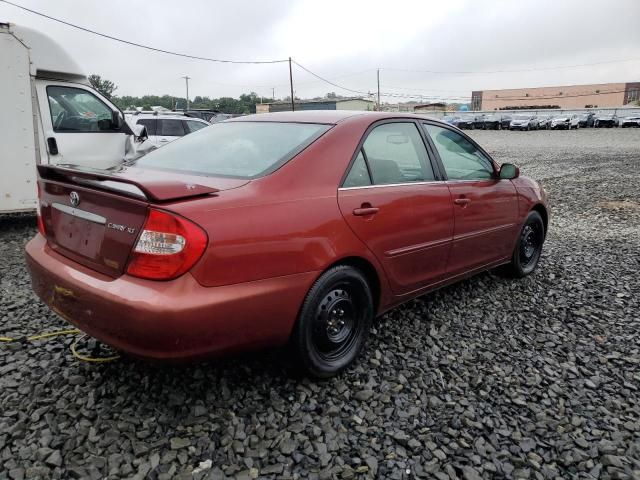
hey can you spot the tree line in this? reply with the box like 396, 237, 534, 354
90, 74, 285, 114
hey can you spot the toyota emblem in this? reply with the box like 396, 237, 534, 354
69, 191, 80, 207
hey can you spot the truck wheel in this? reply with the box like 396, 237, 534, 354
290, 265, 373, 378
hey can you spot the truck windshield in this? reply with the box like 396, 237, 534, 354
134, 121, 331, 178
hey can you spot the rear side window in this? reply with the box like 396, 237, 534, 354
362, 122, 434, 185
158, 119, 185, 136
135, 121, 330, 178
184, 120, 208, 133
343, 151, 371, 188
136, 119, 157, 136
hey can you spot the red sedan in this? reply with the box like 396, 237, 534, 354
26, 111, 548, 377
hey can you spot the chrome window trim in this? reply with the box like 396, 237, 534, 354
51, 203, 107, 225
338, 180, 443, 191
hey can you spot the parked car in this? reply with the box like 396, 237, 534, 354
578, 112, 596, 128
442, 115, 462, 127
550, 115, 579, 130
619, 115, 640, 127
472, 114, 486, 129
456, 115, 476, 129
26, 111, 549, 377
500, 115, 513, 129
509, 115, 539, 130
128, 114, 210, 147
482, 114, 503, 130
594, 113, 618, 128
537, 115, 552, 130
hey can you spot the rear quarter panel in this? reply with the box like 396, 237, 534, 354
172, 116, 393, 307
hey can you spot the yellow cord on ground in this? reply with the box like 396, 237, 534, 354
28, 329, 81, 341
0, 329, 119, 363
70, 334, 120, 363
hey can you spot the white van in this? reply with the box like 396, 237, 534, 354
0, 22, 150, 214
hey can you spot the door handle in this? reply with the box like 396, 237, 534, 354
47, 137, 59, 155
454, 198, 471, 206
353, 206, 379, 216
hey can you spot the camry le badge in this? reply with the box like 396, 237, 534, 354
69, 191, 80, 207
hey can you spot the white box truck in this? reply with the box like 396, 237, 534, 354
1, 22, 150, 214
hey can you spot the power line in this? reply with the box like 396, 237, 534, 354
292, 61, 372, 96
0, 0, 288, 64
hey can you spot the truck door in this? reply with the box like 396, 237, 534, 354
36, 82, 130, 169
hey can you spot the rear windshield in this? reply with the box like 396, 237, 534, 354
135, 121, 331, 178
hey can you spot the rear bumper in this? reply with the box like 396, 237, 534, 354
25, 235, 318, 360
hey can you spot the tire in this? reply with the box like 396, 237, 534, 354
504, 211, 545, 278
290, 265, 373, 378
526, 125, 531, 131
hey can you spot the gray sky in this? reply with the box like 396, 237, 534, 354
2, 0, 639, 102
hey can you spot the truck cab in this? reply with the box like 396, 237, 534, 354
1, 23, 149, 213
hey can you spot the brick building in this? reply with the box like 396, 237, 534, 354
471, 82, 640, 111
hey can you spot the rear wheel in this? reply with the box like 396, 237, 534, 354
290, 265, 373, 378
504, 211, 545, 278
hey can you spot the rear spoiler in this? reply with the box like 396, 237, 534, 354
37, 165, 219, 202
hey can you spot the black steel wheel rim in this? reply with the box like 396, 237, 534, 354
519, 221, 543, 267
312, 284, 362, 362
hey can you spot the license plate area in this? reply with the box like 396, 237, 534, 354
51, 203, 106, 260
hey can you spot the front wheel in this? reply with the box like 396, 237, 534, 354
504, 211, 545, 278
290, 265, 373, 378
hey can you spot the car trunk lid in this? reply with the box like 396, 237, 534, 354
37, 165, 247, 277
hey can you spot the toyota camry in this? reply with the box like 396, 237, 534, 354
26, 111, 549, 377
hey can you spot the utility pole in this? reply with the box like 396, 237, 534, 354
289, 57, 295, 112
272, 87, 275, 101
182, 75, 191, 110
377, 69, 381, 111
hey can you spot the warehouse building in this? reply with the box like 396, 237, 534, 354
472, 81, 640, 111
412, 102, 447, 113
256, 97, 374, 113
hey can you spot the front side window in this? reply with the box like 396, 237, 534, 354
158, 119, 185, 137
362, 122, 434, 185
135, 121, 330, 178
424, 124, 494, 181
47, 86, 114, 132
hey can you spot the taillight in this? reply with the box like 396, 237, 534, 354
36, 182, 45, 236
126, 209, 208, 280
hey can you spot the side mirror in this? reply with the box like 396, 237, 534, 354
132, 124, 148, 142
111, 110, 123, 130
499, 163, 519, 180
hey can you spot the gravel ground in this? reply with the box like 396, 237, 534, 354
1, 129, 639, 480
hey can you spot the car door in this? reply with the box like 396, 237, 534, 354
37, 83, 130, 169
338, 120, 454, 295
156, 118, 186, 146
423, 123, 519, 276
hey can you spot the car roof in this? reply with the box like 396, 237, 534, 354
230, 110, 443, 125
